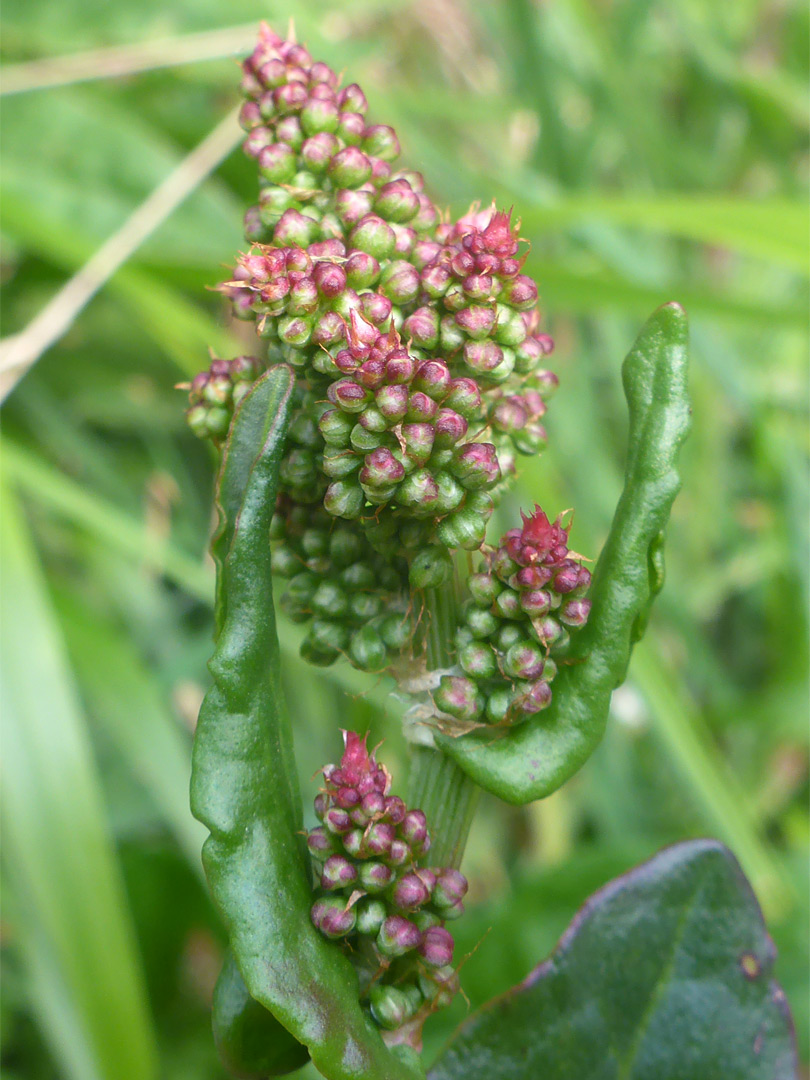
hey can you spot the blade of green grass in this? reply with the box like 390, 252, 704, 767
516, 192, 810, 272
0, 186, 236, 377
58, 593, 207, 876
1, 438, 213, 601
0, 483, 159, 1080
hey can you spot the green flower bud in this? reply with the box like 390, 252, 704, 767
379, 612, 412, 650
349, 625, 388, 672
458, 641, 497, 680
349, 592, 384, 620
307, 618, 350, 654
355, 898, 387, 936
419, 965, 459, 1008
257, 142, 297, 182
328, 146, 372, 187
369, 985, 414, 1030
465, 605, 499, 639
324, 479, 365, 519
435, 675, 484, 721
358, 405, 388, 433
436, 507, 487, 551
350, 425, 387, 453
270, 545, 301, 577
397, 469, 439, 515
286, 571, 319, 602
468, 572, 498, 606
433, 471, 466, 515
363, 124, 401, 162
493, 305, 528, 346
485, 686, 515, 724
409, 546, 453, 589
319, 408, 354, 447
358, 861, 394, 894
301, 97, 340, 135
349, 215, 396, 260
329, 527, 365, 567
493, 587, 522, 620
288, 412, 320, 447
496, 623, 523, 651
340, 562, 376, 590
311, 581, 349, 619
323, 448, 362, 479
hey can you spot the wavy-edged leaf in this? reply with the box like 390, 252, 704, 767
190, 365, 423, 1080
429, 840, 798, 1080
440, 303, 691, 804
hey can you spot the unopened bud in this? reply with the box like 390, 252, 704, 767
560, 598, 591, 627
419, 926, 455, 968
311, 896, 356, 938
435, 675, 484, 721
377, 915, 420, 957
321, 854, 358, 890
392, 872, 430, 911
409, 546, 452, 589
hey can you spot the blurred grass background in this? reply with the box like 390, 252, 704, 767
1, 1, 807, 1077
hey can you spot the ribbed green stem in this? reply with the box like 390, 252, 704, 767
408, 577, 480, 869
408, 747, 479, 869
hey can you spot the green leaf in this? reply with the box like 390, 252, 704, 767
190, 365, 423, 1080
429, 840, 798, 1080
212, 950, 309, 1078
0, 482, 159, 1080
209, 368, 293, 637
517, 194, 810, 273
58, 595, 207, 875
440, 303, 691, 803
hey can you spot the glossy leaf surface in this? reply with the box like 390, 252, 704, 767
440, 303, 691, 804
430, 840, 797, 1080
212, 950, 309, 1078
190, 366, 423, 1080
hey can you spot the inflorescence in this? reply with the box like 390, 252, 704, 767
188, 23, 593, 1034
307, 732, 467, 1034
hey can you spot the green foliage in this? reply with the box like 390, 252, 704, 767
441, 302, 690, 802
212, 951, 309, 1078
1, 1, 807, 1077
429, 840, 797, 1080
190, 367, 423, 1079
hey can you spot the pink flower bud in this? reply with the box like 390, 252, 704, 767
377, 915, 420, 957
392, 872, 430, 911
419, 926, 454, 967
311, 897, 356, 938
313, 261, 347, 298
455, 304, 497, 340
560, 598, 592, 627
321, 854, 358, 890
359, 448, 406, 489
338, 83, 368, 115
301, 131, 338, 171
403, 307, 439, 349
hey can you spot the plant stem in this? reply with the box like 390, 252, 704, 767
407, 579, 480, 869
408, 747, 479, 869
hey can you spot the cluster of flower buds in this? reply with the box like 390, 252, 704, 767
269, 494, 413, 671
184, 356, 262, 442
308, 733, 467, 1032
187, 26, 571, 680
235, 24, 438, 261
434, 506, 592, 727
